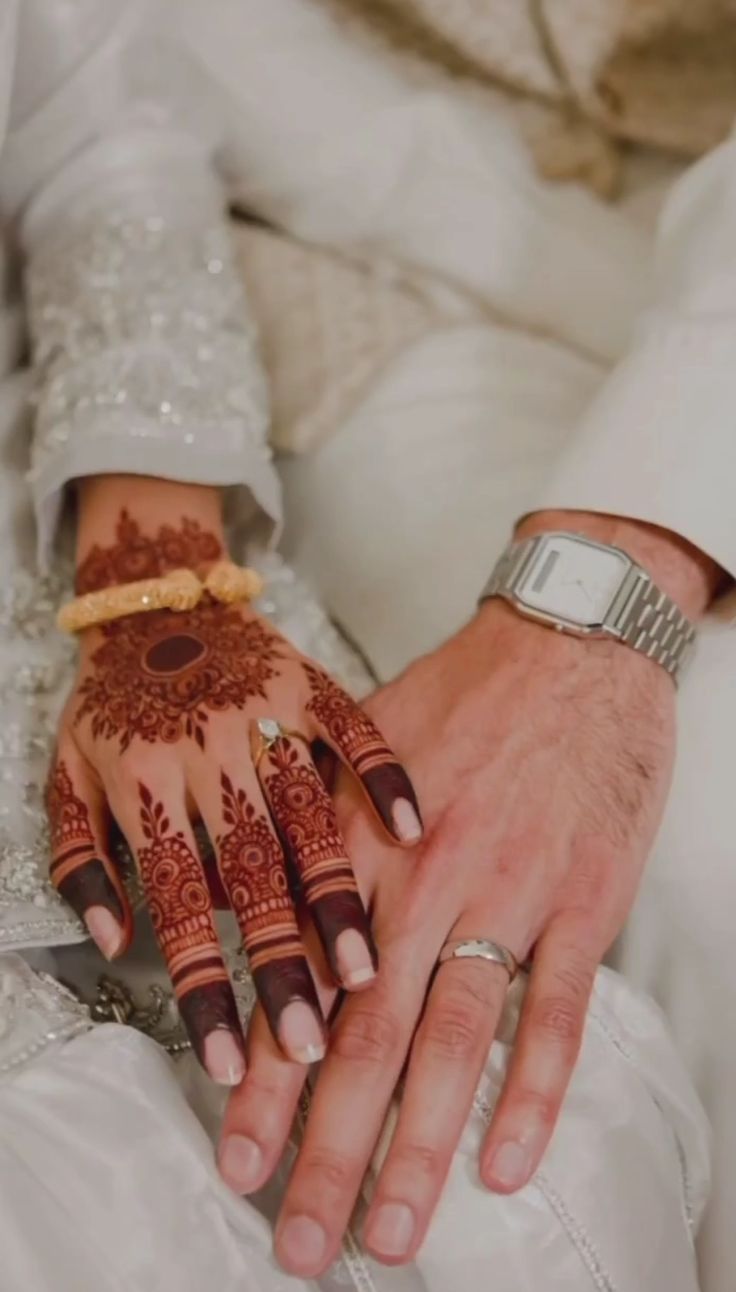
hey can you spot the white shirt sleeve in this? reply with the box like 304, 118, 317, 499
1, 0, 280, 565
536, 138, 736, 583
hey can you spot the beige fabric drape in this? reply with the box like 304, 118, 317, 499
316, 0, 736, 197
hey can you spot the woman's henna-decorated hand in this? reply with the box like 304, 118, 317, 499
48, 506, 421, 1083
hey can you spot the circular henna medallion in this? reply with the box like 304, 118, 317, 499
243, 842, 269, 869
76, 603, 282, 750
144, 633, 208, 676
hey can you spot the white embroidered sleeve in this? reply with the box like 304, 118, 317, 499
1, 0, 280, 564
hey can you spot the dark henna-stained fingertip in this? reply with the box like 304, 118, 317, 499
302, 666, 423, 844
362, 763, 423, 844
178, 984, 246, 1084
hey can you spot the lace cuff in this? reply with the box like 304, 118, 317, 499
25, 202, 281, 563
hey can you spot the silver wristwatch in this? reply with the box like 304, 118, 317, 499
480, 531, 696, 683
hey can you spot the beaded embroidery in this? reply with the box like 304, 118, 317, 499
0, 954, 91, 1077
0, 563, 82, 948
26, 212, 269, 484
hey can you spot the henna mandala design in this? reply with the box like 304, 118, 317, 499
216, 772, 302, 972
45, 758, 124, 922
263, 740, 358, 908
76, 604, 282, 751
137, 783, 227, 1001
76, 510, 223, 594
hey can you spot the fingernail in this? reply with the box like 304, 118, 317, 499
335, 928, 376, 989
219, 1134, 263, 1193
277, 1215, 328, 1273
279, 1001, 326, 1065
488, 1141, 532, 1188
366, 1202, 415, 1258
392, 798, 422, 843
84, 905, 124, 959
204, 1029, 246, 1086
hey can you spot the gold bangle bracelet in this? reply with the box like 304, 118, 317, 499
203, 561, 264, 605
57, 562, 264, 634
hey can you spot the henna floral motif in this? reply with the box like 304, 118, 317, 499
263, 740, 358, 908
46, 759, 96, 884
137, 783, 230, 1008
75, 604, 282, 751
302, 663, 422, 841
76, 510, 223, 594
304, 664, 398, 779
45, 758, 124, 923
216, 772, 301, 971
262, 738, 374, 982
216, 770, 321, 1036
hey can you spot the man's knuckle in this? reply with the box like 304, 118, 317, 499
515, 1088, 558, 1124
531, 994, 584, 1046
548, 945, 596, 1002
331, 1007, 401, 1065
301, 1147, 355, 1191
391, 1142, 443, 1179
444, 961, 506, 1009
422, 989, 487, 1060
241, 1072, 293, 1104
421, 1009, 478, 1060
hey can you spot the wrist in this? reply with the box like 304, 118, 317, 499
515, 510, 721, 621
75, 476, 227, 593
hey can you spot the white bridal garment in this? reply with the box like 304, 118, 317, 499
0, 1, 731, 1289
0, 951, 710, 1292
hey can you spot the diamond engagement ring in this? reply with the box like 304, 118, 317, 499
252, 718, 310, 769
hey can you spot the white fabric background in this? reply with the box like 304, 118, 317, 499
0, 0, 730, 1288
175, 5, 736, 1287
0, 952, 709, 1292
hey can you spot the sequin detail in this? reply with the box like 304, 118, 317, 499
26, 212, 269, 483
0, 955, 91, 1076
0, 563, 82, 947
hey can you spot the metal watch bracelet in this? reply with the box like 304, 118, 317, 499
481, 535, 696, 683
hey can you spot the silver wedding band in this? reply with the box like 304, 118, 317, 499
438, 938, 519, 982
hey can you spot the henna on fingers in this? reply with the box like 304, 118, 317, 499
261, 738, 377, 988
76, 605, 282, 751
46, 758, 127, 956
61, 509, 420, 1076
136, 782, 244, 1082
303, 664, 422, 844
216, 772, 325, 1063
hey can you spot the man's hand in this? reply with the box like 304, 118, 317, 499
219, 512, 719, 1276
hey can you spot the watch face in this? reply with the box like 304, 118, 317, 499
517, 535, 630, 628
